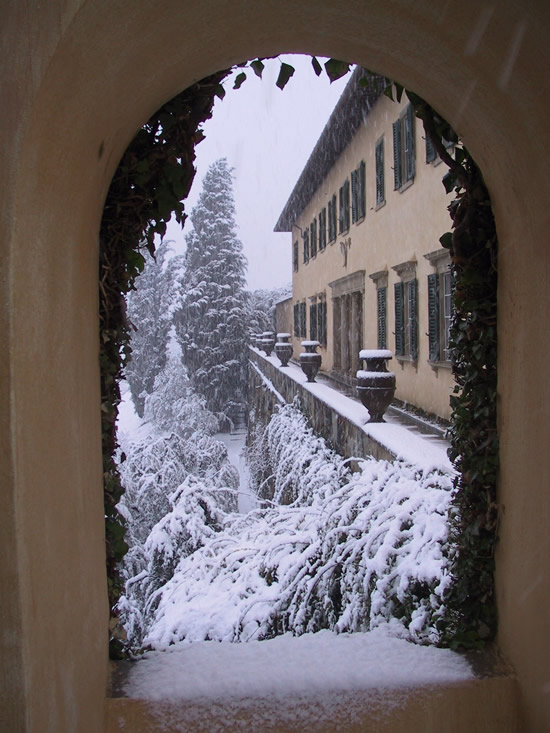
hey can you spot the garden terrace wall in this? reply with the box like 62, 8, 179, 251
249, 347, 395, 462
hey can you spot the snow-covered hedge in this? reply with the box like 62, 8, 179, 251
142, 402, 454, 650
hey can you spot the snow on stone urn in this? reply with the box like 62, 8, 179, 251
356, 349, 396, 423
300, 341, 322, 382
261, 331, 276, 356
275, 333, 293, 367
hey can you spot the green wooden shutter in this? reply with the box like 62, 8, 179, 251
300, 302, 306, 338
321, 301, 327, 345
293, 303, 299, 337
405, 105, 416, 181
376, 139, 385, 204
351, 169, 358, 223
394, 281, 404, 355
344, 179, 350, 230
409, 278, 418, 360
426, 134, 436, 163
359, 160, 366, 219
331, 194, 337, 239
310, 219, 317, 257
338, 186, 344, 233
392, 119, 402, 190
377, 286, 387, 349
303, 228, 309, 263
428, 273, 440, 361
310, 303, 317, 341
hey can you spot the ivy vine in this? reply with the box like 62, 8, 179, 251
99, 58, 498, 656
99, 69, 230, 656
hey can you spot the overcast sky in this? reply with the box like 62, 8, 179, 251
164, 55, 350, 291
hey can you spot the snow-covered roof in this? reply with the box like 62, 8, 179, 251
274, 68, 386, 233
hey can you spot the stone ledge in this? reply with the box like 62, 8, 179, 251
105, 676, 519, 732
249, 348, 451, 471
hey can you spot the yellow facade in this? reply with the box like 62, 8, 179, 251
278, 76, 455, 419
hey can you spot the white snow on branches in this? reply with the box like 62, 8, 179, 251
137, 402, 454, 650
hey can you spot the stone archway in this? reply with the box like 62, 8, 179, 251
2, 2, 549, 730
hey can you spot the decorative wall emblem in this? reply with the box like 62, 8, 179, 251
340, 237, 352, 267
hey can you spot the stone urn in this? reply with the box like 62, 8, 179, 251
261, 331, 276, 356
275, 333, 293, 367
300, 340, 322, 382
356, 349, 396, 423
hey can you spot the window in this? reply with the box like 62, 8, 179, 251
392, 104, 415, 190
351, 161, 366, 223
375, 138, 385, 206
303, 227, 309, 264
293, 301, 306, 339
328, 194, 337, 242
392, 260, 417, 360
426, 134, 453, 165
425, 134, 437, 164
338, 179, 350, 234
319, 208, 327, 251
369, 269, 388, 349
424, 250, 453, 364
310, 218, 317, 258
309, 296, 327, 346
377, 287, 387, 349
293, 240, 299, 272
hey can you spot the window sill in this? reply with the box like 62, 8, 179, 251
429, 360, 452, 370
374, 200, 386, 211
353, 215, 366, 226
397, 178, 414, 193
395, 355, 418, 365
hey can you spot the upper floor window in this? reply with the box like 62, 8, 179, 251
303, 227, 310, 264
351, 161, 366, 223
393, 104, 416, 190
375, 137, 385, 207
319, 208, 327, 251
338, 178, 350, 234
328, 194, 337, 242
293, 240, 299, 272
310, 218, 318, 258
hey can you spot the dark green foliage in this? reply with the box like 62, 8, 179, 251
99, 70, 229, 645
410, 95, 499, 647
173, 159, 248, 426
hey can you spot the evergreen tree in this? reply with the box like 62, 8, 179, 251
174, 159, 248, 426
245, 284, 292, 337
125, 240, 175, 417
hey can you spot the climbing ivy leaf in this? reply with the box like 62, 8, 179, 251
233, 72, 247, 89
276, 63, 295, 90
324, 58, 350, 82
311, 56, 322, 76
251, 59, 265, 78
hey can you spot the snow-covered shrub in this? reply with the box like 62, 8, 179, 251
143, 403, 454, 649
143, 355, 220, 439
248, 400, 349, 505
118, 476, 231, 647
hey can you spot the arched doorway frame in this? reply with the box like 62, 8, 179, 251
3, 2, 549, 730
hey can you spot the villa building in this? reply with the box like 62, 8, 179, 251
275, 69, 455, 420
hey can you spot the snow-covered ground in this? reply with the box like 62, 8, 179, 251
122, 624, 472, 702
115, 374, 471, 705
